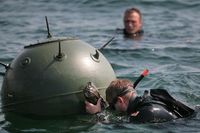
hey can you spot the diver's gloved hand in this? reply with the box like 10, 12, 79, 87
85, 98, 102, 114
83, 82, 107, 111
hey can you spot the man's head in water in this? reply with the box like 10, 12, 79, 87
85, 79, 136, 114
123, 8, 143, 35
106, 79, 137, 112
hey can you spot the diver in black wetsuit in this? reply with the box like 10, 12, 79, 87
85, 79, 194, 123
127, 89, 194, 123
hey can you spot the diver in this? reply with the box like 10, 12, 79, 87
116, 7, 144, 40
85, 79, 194, 123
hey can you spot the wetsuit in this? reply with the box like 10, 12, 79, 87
94, 89, 194, 123
123, 29, 144, 38
115, 28, 144, 39
127, 89, 194, 123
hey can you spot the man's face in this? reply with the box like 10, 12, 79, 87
124, 12, 142, 34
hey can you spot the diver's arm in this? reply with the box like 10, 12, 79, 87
85, 98, 110, 123
85, 98, 102, 114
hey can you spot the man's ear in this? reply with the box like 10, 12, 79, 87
117, 97, 124, 103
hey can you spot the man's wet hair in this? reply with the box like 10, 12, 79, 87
124, 7, 142, 20
106, 79, 135, 108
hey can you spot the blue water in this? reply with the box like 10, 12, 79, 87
0, 0, 200, 132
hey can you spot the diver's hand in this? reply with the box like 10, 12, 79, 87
85, 98, 102, 114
